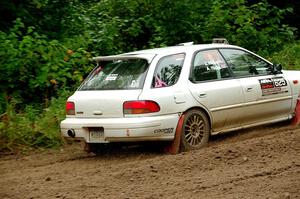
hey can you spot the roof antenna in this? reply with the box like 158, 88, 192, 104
177, 42, 194, 46
212, 38, 229, 44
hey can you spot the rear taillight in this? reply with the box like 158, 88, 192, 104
123, 100, 160, 114
66, 101, 75, 115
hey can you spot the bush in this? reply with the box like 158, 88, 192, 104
0, 19, 93, 114
0, 18, 94, 153
270, 42, 300, 70
75, 0, 297, 57
0, 91, 71, 153
201, 0, 296, 56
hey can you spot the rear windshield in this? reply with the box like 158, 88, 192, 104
79, 59, 149, 90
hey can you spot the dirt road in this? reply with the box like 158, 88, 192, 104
0, 122, 299, 199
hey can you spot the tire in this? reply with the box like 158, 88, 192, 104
83, 143, 107, 155
83, 142, 96, 153
180, 109, 210, 151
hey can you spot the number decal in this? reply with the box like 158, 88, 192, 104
273, 78, 287, 87
259, 77, 288, 96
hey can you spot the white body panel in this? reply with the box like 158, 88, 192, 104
239, 74, 292, 125
61, 114, 179, 143
68, 90, 142, 118
188, 79, 244, 131
282, 70, 300, 110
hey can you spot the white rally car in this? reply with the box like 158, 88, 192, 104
60, 41, 300, 152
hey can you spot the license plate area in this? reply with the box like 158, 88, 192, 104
89, 127, 104, 141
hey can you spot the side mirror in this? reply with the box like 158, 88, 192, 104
274, 63, 282, 72
268, 63, 283, 74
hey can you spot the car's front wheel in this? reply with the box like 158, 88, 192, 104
180, 109, 210, 151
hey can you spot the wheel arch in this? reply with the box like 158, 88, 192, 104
182, 106, 212, 130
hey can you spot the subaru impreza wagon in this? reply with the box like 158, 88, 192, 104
60, 40, 300, 153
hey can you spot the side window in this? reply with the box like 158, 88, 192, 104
220, 49, 270, 77
191, 50, 231, 82
152, 53, 185, 88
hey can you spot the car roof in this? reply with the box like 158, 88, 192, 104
124, 44, 243, 55
93, 43, 245, 63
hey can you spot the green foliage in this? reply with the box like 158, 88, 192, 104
0, 0, 84, 39
70, 0, 296, 57
82, 0, 213, 54
270, 42, 300, 70
0, 91, 71, 152
0, 19, 93, 113
201, 0, 296, 55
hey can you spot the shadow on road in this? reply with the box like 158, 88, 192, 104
209, 120, 292, 144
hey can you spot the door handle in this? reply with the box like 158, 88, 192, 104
199, 93, 207, 98
246, 87, 253, 92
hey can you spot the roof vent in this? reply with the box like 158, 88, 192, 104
212, 38, 229, 44
177, 42, 194, 46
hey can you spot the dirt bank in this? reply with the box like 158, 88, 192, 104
0, 122, 299, 199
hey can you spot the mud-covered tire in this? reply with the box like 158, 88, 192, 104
83, 142, 96, 153
180, 109, 210, 151
83, 143, 107, 155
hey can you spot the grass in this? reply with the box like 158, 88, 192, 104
0, 91, 71, 153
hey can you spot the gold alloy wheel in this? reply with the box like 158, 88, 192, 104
184, 113, 205, 147
180, 109, 210, 151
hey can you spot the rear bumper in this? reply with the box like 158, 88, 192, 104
60, 114, 180, 143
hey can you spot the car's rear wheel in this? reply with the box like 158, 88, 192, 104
83, 143, 108, 155
180, 109, 210, 151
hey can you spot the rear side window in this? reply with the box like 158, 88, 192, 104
191, 50, 231, 82
152, 53, 185, 88
219, 49, 270, 77
79, 59, 149, 90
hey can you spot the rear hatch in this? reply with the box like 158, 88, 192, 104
69, 90, 142, 118
68, 55, 154, 118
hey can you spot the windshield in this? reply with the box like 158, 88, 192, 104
79, 59, 149, 90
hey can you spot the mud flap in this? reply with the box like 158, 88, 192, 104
83, 141, 92, 153
292, 99, 300, 126
164, 114, 185, 154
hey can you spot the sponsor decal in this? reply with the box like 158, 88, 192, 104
105, 74, 118, 81
154, 128, 174, 134
259, 77, 288, 96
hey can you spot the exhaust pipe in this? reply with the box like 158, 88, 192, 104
67, 129, 76, 138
